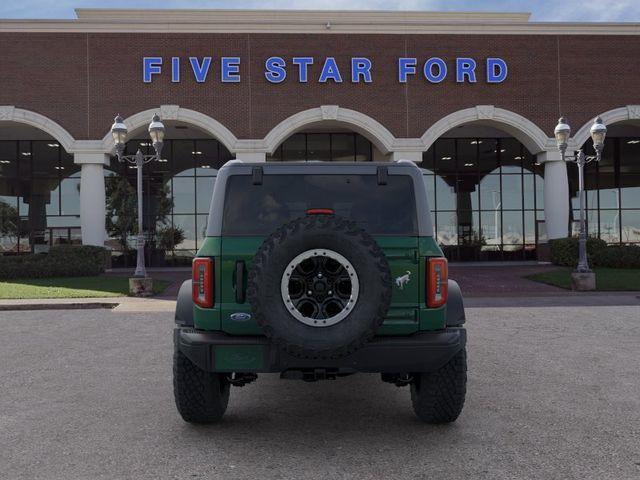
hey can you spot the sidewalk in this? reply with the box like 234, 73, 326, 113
1, 263, 639, 312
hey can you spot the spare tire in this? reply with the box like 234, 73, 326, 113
247, 214, 392, 359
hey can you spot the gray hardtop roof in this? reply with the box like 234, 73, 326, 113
206, 160, 434, 237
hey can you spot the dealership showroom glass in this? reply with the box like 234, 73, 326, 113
0, 9, 639, 265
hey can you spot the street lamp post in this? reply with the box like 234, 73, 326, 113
554, 116, 607, 289
110, 114, 165, 291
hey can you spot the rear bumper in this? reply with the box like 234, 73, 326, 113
175, 327, 466, 374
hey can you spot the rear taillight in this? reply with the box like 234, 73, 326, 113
426, 257, 448, 308
192, 257, 214, 308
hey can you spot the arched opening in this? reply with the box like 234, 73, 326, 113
105, 120, 232, 267
266, 124, 385, 162
423, 123, 544, 261
571, 121, 640, 245
0, 122, 80, 254
263, 106, 395, 161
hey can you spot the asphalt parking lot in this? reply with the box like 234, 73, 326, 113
1, 303, 639, 480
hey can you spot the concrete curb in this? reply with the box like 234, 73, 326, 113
0, 302, 119, 311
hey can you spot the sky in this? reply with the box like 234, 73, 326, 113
0, 0, 639, 22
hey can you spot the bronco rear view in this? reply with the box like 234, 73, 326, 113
173, 160, 467, 424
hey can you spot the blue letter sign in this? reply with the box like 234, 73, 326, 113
143, 55, 508, 85
143, 57, 162, 83
398, 58, 417, 83
487, 58, 508, 83
189, 57, 212, 83
319, 57, 343, 83
351, 58, 372, 83
265, 56, 287, 83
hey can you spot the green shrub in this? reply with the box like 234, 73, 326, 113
593, 245, 640, 269
550, 237, 607, 267
550, 237, 640, 269
0, 245, 109, 280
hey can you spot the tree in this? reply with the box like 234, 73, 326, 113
105, 175, 173, 251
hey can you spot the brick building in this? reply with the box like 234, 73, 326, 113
0, 9, 639, 263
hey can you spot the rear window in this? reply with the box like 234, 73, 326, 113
222, 174, 417, 235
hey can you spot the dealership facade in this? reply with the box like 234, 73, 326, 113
1, 9, 639, 263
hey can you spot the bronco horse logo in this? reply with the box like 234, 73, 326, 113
395, 271, 412, 289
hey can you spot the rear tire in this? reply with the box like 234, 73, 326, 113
173, 348, 230, 424
410, 347, 467, 424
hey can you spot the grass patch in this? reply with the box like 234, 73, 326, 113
527, 268, 640, 291
0, 276, 170, 299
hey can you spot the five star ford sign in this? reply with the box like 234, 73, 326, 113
142, 56, 508, 84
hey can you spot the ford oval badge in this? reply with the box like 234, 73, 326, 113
230, 312, 252, 322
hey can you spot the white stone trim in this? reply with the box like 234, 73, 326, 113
0, 106, 76, 152
263, 106, 396, 155
235, 152, 266, 162
571, 105, 640, 148
100, 106, 239, 154
421, 106, 553, 154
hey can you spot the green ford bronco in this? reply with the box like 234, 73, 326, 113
173, 160, 467, 424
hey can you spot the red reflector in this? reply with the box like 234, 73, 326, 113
306, 208, 335, 215
192, 257, 214, 308
427, 257, 448, 308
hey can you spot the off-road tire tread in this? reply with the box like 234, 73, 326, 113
410, 347, 467, 424
173, 347, 230, 424
248, 215, 391, 360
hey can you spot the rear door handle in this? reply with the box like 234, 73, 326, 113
235, 261, 246, 304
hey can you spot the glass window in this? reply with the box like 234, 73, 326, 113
455, 177, 479, 211
32, 141, 60, 177
435, 175, 456, 210
173, 140, 195, 176
500, 138, 523, 173
477, 139, 498, 174
0, 191, 20, 253
60, 177, 80, 215
621, 178, 640, 208
524, 210, 536, 245
195, 139, 220, 174
222, 174, 417, 236
479, 175, 501, 211
620, 139, 640, 208
331, 133, 356, 162
437, 211, 457, 246
456, 139, 477, 171
0, 141, 18, 177
502, 211, 523, 245
523, 174, 535, 209
435, 139, 455, 175
535, 174, 544, 210
355, 134, 372, 162
172, 214, 197, 251
599, 210, 620, 243
621, 210, 640, 243
19, 141, 32, 177
307, 134, 331, 161
196, 176, 215, 214
282, 134, 306, 161
501, 175, 523, 210
172, 177, 195, 214
480, 211, 501, 246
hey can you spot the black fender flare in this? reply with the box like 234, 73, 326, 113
446, 279, 466, 327
175, 280, 194, 327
